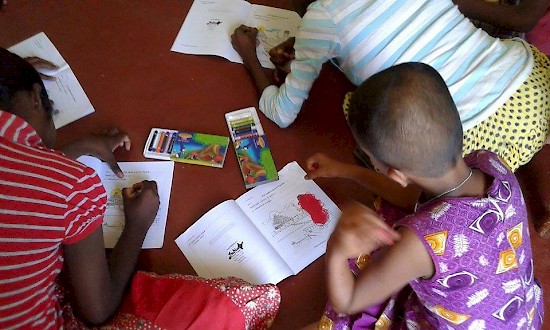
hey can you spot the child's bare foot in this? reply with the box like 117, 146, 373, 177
532, 196, 550, 239
535, 209, 550, 239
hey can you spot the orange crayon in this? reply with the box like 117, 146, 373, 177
155, 131, 166, 153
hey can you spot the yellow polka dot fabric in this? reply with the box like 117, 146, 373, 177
463, 46, 550, 171
343, 91, 352, 123
343, 46, 550, 172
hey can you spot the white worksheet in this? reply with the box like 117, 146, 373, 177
171, 0, 301, 68
78, 156, 174, 249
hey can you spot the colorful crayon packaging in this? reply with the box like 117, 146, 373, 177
143, 128, 229, 168
225, 107, 278, 188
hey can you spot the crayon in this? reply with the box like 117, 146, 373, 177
148, 130, 158, 151
234, 131, 260, 141
228, 112, 254, 123
230, 117, 254, 128
160, 132, 171, 153
155, 131, 166, 153
167, 133, 177, 153
231, 123, 255, 131
233, 124, 256, 134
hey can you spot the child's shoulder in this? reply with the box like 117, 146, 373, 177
464, 150, 513, 179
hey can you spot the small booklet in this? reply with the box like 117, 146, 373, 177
8, 32, 95, 128
225, 107, 278, 188
78, 156, 175, 249
143, 128, 230, 168
171, 0, 301, 68
175, 161, 341, 285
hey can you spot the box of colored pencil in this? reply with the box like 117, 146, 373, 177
225, 107, 278, 188
143, 128, 229, 168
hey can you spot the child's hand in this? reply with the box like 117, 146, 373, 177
122, 180, 160, 233
328, 201, 401, 258
269, 37, 295, 67
61, 128, 131, 178
305, 152, 347, 180
231, 25, 259, 64
25, 57, 58, 80
269, 37, 295, 84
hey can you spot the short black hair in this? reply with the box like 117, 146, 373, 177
348, 62, 463, 177
0, 47, 52, 115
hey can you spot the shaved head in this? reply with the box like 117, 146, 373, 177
348, 62, 463, 177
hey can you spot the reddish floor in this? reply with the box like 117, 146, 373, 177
1, 2, 549, 329
516, 146, 550, 330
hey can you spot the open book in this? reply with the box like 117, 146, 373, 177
175, 161, 341, 285
78, 156, 174, 249
171, 0, 301, 68
8, 32, 95, 128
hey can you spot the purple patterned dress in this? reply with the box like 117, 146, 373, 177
320, 151, 544, 329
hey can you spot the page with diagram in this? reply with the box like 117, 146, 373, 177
171, 0, 301, 68
175, 199, 294, 285
236, 161, 341, 275
175, 161, 340, 284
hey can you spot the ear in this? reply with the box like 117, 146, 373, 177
30, 83, 43, 113
386, 168, 410, 187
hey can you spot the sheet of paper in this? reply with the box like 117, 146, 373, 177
8, 32, 95, 128
171, 0, 250, 63
175, 200, 293, 284
171, 0, 301, 68
236, 161, 341, 274
78, 156, 174, 249
244, 5, 302, 68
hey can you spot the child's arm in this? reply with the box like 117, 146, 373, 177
305, 153, 419, 210
454, 0, 550, 32
231, 25, 273, 95
60, 127, 131, 178
326, 201, 434, 314
232, 2, 339, 128
62, 181, 160, 325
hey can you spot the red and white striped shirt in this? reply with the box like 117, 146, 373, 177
0, 111, 106, 329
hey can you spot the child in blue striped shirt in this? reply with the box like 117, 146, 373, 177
232, 0, 550, 237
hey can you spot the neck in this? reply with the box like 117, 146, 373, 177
418, 165, 477, 207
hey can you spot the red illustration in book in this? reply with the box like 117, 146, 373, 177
297, 193, 329, 225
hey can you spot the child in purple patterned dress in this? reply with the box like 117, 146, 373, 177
304, 62, 544, 329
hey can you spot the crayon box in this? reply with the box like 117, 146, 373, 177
225, 107, 278, 188
143, 128, 229, 168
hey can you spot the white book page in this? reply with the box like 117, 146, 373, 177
8, 32, 95, 128
245, 5, 301, 69
175, 200, 293, 285
78, 156, 174, 249
171, 0, 250, 64
236, 162, 341, 274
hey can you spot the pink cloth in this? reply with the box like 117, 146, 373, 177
527, 9, 550, 55
62, 272, 281, 330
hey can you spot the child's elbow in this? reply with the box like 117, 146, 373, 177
330, 299, 359, 315
276, 120, 291, 128
331, 303, 358, 315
